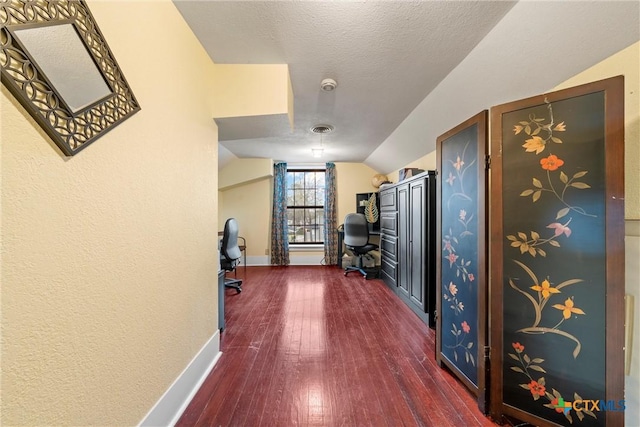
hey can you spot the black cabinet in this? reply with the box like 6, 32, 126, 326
379, 171, 436, 327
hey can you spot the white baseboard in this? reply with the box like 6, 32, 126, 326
288, 254, 325, 265
246, 255, 270, 266
139, 330, 221, 427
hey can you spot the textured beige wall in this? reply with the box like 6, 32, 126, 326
552, 41, 639, 220
212, 64, 292, 120
219, 177, 273, 257
219, 158, 273, 191
387, 151, 437, 184
335, 162, 380, 225
1, 1, 219, 425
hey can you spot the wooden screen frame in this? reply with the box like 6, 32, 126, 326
436, 110, 489, 413
489, 76, 625, 426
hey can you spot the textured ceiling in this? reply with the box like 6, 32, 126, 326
173, 0, 517, 168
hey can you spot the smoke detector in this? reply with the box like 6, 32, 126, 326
320, 78, 337, 92
310, 124, 334, 134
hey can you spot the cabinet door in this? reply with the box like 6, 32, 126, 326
396, 183, 410, 298
379, 211, 397, 235
379, 187, 396, 210
409, 178, 427, 311
380, 256, 397, 289
379, 233, 397, 262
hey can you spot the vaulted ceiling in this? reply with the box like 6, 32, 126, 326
174, 1, 516, 168
173, 1, 639, 174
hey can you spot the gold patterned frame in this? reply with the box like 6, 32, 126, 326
1, 0, 140, 156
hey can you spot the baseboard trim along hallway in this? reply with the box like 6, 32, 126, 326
139, 330, 221, 427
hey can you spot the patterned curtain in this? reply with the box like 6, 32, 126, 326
271, 162, 290, 265
324, 162, 338, 265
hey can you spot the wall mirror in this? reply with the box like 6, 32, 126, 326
1, 0, 140, 156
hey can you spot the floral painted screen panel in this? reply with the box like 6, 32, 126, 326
436, 111, 488, 410
489, 76, 625, 427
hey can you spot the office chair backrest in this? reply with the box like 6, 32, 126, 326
343, 213, 370, 247
221, 218, 242, 261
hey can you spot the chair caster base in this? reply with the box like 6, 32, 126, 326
224, 278, 243, 294
344, 267, 368, 278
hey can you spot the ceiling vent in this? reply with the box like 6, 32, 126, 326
310, 124, 334, 134
320, 78, 337, 92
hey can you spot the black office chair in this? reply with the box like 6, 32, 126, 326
343, 213, 379, 278
220, 218, 243, 293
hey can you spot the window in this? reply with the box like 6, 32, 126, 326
286, 169, 325, 244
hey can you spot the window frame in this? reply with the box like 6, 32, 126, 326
286, 168, 326, 245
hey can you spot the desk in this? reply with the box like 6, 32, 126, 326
218, 232, 247, 276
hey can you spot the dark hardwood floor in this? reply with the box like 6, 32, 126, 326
177, 266, 499, 426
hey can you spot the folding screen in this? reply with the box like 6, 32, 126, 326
489, 76, 625, 426
436, 111, 489, 412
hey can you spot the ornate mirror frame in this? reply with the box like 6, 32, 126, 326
1, 0, 140, 156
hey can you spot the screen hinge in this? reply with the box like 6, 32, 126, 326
485, 155, 492, 170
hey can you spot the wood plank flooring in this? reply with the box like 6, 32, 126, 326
177, 266, 499, 426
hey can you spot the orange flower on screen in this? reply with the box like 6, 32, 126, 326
554, 121, 566, 132
522, 136, 545, 154
461, 321, 470, 333
448, 282, 458, 296
530, 279, 561, 299
540, 154, 564, 171
512, 342, 524, 353
446, 252, 459, 267
528, 380, 546, 398
552, 297, 586, 320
